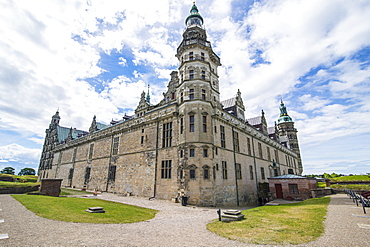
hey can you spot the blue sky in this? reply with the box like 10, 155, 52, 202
0, 0, 369, 175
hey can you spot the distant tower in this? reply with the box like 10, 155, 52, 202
38, 110, 61, 178
277, 100, 302, 173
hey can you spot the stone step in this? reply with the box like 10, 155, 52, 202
223, 209, 242, 215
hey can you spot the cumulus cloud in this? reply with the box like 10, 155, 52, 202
0, 0, 370, 174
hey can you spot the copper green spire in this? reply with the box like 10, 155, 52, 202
146, 84, 150, 104
185, 2, 204, 26
278, 100, 293, 123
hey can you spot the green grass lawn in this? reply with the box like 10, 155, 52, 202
12, 194, 158, 224
330, 184, 370, 190
60, 188, 93, 195
0, 181, 40, 188
207, 197, 330, 245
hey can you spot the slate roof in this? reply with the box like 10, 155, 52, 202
96, 122, 109, 130
247, 116, 261, 126
57, 126, 88, 143
221, 97, 236, 109
267, 126, 275, 135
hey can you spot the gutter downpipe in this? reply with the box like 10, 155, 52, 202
251, 136, 260, 204
105, 134, 114, 192
153, 119, 160, 198
232, 126, 240, 206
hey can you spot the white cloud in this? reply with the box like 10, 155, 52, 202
0, 143, 40, 164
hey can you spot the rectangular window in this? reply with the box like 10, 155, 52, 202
180, 92, 184, 103
202, 115, 207, 132
190, 148, 195, 157
112, 137, 119, 155
88, 144, 94, 160
162, 122, 173, 148
288, 168, 294, 174
189, 115, 195, 132
261, 167, 265, 179
201, 52, 205, 61
204, 168, 209, 179
222, 161, 228, 179
236, 163, 242, 179
190, 169, 196, 179
161, 160, 172, 179
294, 159, 297, 168
141, 135, 144, 144
180, 117, 184, 134
267, 147, 271, 161
286, 155, 289, 166
189, 52, 194, 61
249, 165, 254, 180
84, 167, 91, 185
215, 147, 218, 155
289, 184, 299, 194
201, 89, 206, 99
258, 142, 263, 159
108, 165, 117, 182
247, 137, 251, 155
220, 125, 226, 148
189, 70, 194, 79
189, 88, 194, 99
203, 149, 208, 157
201, 71, 205, 80
233, 131, 239, 152
275, 149, 279, 163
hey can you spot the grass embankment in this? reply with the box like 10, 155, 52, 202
12, 194, 157, 224
0, 181, 40, 188
330, 175, 370, 181
0, 174, 38, 182
207, 197, 330, 245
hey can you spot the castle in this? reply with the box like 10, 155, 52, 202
38, 4, 302, 206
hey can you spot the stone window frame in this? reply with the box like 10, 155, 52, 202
203, 165, 210, 180
202, 115, 207, 132
189, 148, 195, 157
162, 122, 173, 148
88, 143, 94, 160
235, 163, 242, 180
189, 114, 195, 132
161, 160, 172, 179
261, 167, 265, 180
233, 130, 240, 152
220, 125, 226, 148
249, 165, 254, 180
267, 146, 271, 161
247, 137, 251, 155
258, 142, 263, 159
203, 148, 208, 157
189, 88, 195, 99
112, 137, 120, 155
222, 161, 228, 179
189, 164, 197, 179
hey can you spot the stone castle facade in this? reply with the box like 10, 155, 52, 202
38, 4, 302, 206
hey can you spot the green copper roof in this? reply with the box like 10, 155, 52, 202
185, 3, 204, 25
278, 100, 293, 123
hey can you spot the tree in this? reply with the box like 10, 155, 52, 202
1, 166, 15, 175
18, 168, 36, 176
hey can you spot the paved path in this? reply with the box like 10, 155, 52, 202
0, 193, 369, 246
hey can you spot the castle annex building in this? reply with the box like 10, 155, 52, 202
39, 4, 302, 206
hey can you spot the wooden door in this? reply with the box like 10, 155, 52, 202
275, 184, 283, 199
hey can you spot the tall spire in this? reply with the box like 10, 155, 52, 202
146, 84, 150, 104
278, 100, 293, 123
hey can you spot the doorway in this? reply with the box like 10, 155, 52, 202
275, 184, 283, 199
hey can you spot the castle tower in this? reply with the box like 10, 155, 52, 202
38, 110, 61, 178
277, 100, 302, 173
175, 3, 221, 204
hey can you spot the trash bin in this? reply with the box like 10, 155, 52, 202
181, 196, 188, 206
